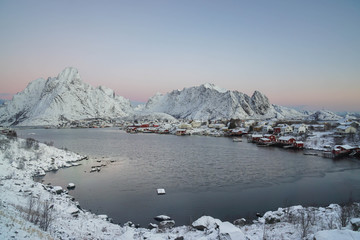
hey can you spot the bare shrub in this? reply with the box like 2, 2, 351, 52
25, 138, 37, 149
17, 158, 25, 170
327, 215, 337, 230
27, 195, 36, 222
297, 209, 311, 238
262, 223, 268, 240
27, 195, 54, 231
283, 206, 295, 224
4, 171, 15, 180
308, 208, 317, 225
338, 203, 357, 227
44, 141, 54, 147
61, 147, 68, 151
0, 137, 10, 150
39, 199, 54, 231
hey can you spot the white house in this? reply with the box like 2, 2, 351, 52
262, 125, 273, 133
291, 124, 308, 134
281, 125, 293, 134
336, 125, 357, 134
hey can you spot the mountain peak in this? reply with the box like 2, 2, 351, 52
201, 83, 227, 93
57, 67, 81, 83
0, 68, 132, 126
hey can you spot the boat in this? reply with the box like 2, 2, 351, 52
257, 143, 270, 147
283, 144, 294, 149
233, 138, 242, 142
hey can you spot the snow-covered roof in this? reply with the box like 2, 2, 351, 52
278, 136, 295, 141
260, 138, 271, 141
334, 145, 354, 150
336, 125, 353, 130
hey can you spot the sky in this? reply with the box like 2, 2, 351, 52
0, 0, 359, 112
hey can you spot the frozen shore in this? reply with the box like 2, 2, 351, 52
1, 134, 360, 239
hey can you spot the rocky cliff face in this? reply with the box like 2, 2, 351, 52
0, 67, 132, 126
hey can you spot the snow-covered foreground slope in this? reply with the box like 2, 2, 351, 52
0, 67, 133, 126
145, 83, 317, 120
1, 134, 360, 239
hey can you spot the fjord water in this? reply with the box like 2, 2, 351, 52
18, 128, 360, 226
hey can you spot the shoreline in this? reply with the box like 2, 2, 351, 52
1, 134, 360, 239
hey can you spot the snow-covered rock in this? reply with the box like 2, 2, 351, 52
154, 215, 172, 222
144, 83, 308, 120
350, 218, 360, 231
67, 205, 80, 215
314, 229, 360, 240
52, 186, 63, 194
159, 220, 176, 228
192, 216, 223, 231
0, 67, 133, 126
192, 216, 245, 240
218, 221, 246, 240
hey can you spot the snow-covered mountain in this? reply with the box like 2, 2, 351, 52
0, 67, 132, 126
1, 70, 342, 126
144, 83, 308, 120
304, 110, 342, 121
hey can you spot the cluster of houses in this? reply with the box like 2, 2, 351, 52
2, 115, 359, 159
247, 134, 304, 149
245, 119, 360, 156
122, 117, 360, 159
332, 145, 360, 158
57, 118, 116, 129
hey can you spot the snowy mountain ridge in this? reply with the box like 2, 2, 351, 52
144, 83, 319, 120
0, 67, 132, 126
0, 68, 342, 126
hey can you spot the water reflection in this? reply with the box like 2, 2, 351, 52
19, 128, 360, 226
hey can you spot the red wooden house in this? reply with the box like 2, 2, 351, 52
278, 136, 296, 145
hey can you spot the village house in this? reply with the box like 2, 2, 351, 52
230, 128, 247, 136
178, 123, 192, 130
249, 134, 263, 143
332, 145, 355, 158
191, 121, 202, 128
253, 125, 263, 132
342, 121, 360, 129
208, 123, 226, 129
336, 125, 357, 134
262, 125, 273, 134
258, 137, 272, 145
263, 134, 277, 142
274, 124, 293, 135
310, 124, 325, 131
291, 124, 308, 134
175, 129, 187, 136
243, 120, 256, 128
278, 136, 296, 145
294, 141, 304, 149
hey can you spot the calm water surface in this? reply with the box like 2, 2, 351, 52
17, 128, 360, 226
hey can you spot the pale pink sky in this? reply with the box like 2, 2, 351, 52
1, 1, 359, 112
